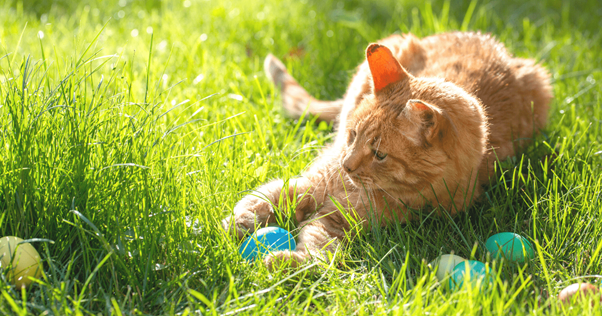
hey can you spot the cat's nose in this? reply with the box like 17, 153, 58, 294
342, 160, 359, 173
343, 164, 354, 173
342, 153, 361, 173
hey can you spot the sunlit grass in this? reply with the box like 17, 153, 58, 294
0, 0, 601, 314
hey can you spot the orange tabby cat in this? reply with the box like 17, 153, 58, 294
223, 32, 552, 269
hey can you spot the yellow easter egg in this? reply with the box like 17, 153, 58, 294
0, 236, 42, 288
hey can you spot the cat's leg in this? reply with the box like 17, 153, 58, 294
263, 200, 355, 269
222, 177, 319, 239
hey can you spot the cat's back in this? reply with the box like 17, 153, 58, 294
394, 31, 552, 178
414, 32, 518, 96
381, 32, 550, 124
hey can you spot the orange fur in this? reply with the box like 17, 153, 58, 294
224, 32, 552, 269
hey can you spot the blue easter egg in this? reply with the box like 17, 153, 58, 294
485, 232, 534, 263
449, 260, 494, 291
239, 227, 296, 261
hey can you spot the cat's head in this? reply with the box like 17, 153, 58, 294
340, 44, 488, 195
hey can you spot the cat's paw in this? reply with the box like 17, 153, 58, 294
264, 250, 308, 271
223, 195, 275, 239
221, 215, 247, 240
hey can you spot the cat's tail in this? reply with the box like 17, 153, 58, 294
264, 54, 343, 123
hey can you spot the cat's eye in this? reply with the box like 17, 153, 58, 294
348, 129, 357, 144
374, 150, 387, 160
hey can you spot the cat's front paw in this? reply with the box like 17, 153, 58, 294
223, 195, 275, 239
221, 215, 248, 240
264, 250, 308, 271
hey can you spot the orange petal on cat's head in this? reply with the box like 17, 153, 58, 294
366, 44, 408, 93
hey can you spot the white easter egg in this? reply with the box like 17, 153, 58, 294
430, 254, 467, 281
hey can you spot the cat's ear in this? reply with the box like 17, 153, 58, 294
366, 44, 410, 93
401, 99, 451, 141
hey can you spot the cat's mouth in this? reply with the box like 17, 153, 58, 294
347, 174, 374, 187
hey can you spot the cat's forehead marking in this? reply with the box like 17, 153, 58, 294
354, 108, 423, 148
364, 136, 381, 146
356, 117, 380, 139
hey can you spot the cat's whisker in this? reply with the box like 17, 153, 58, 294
311, 165, 343, 202
374, 182, 398, 203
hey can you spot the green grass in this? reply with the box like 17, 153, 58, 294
0, 0, 601, 314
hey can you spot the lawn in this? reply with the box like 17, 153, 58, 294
0, 0, 601, 314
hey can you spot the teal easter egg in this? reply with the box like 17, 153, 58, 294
449, 260, 495, 291
485, 232, 534, 263
239, 227, 296, 261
